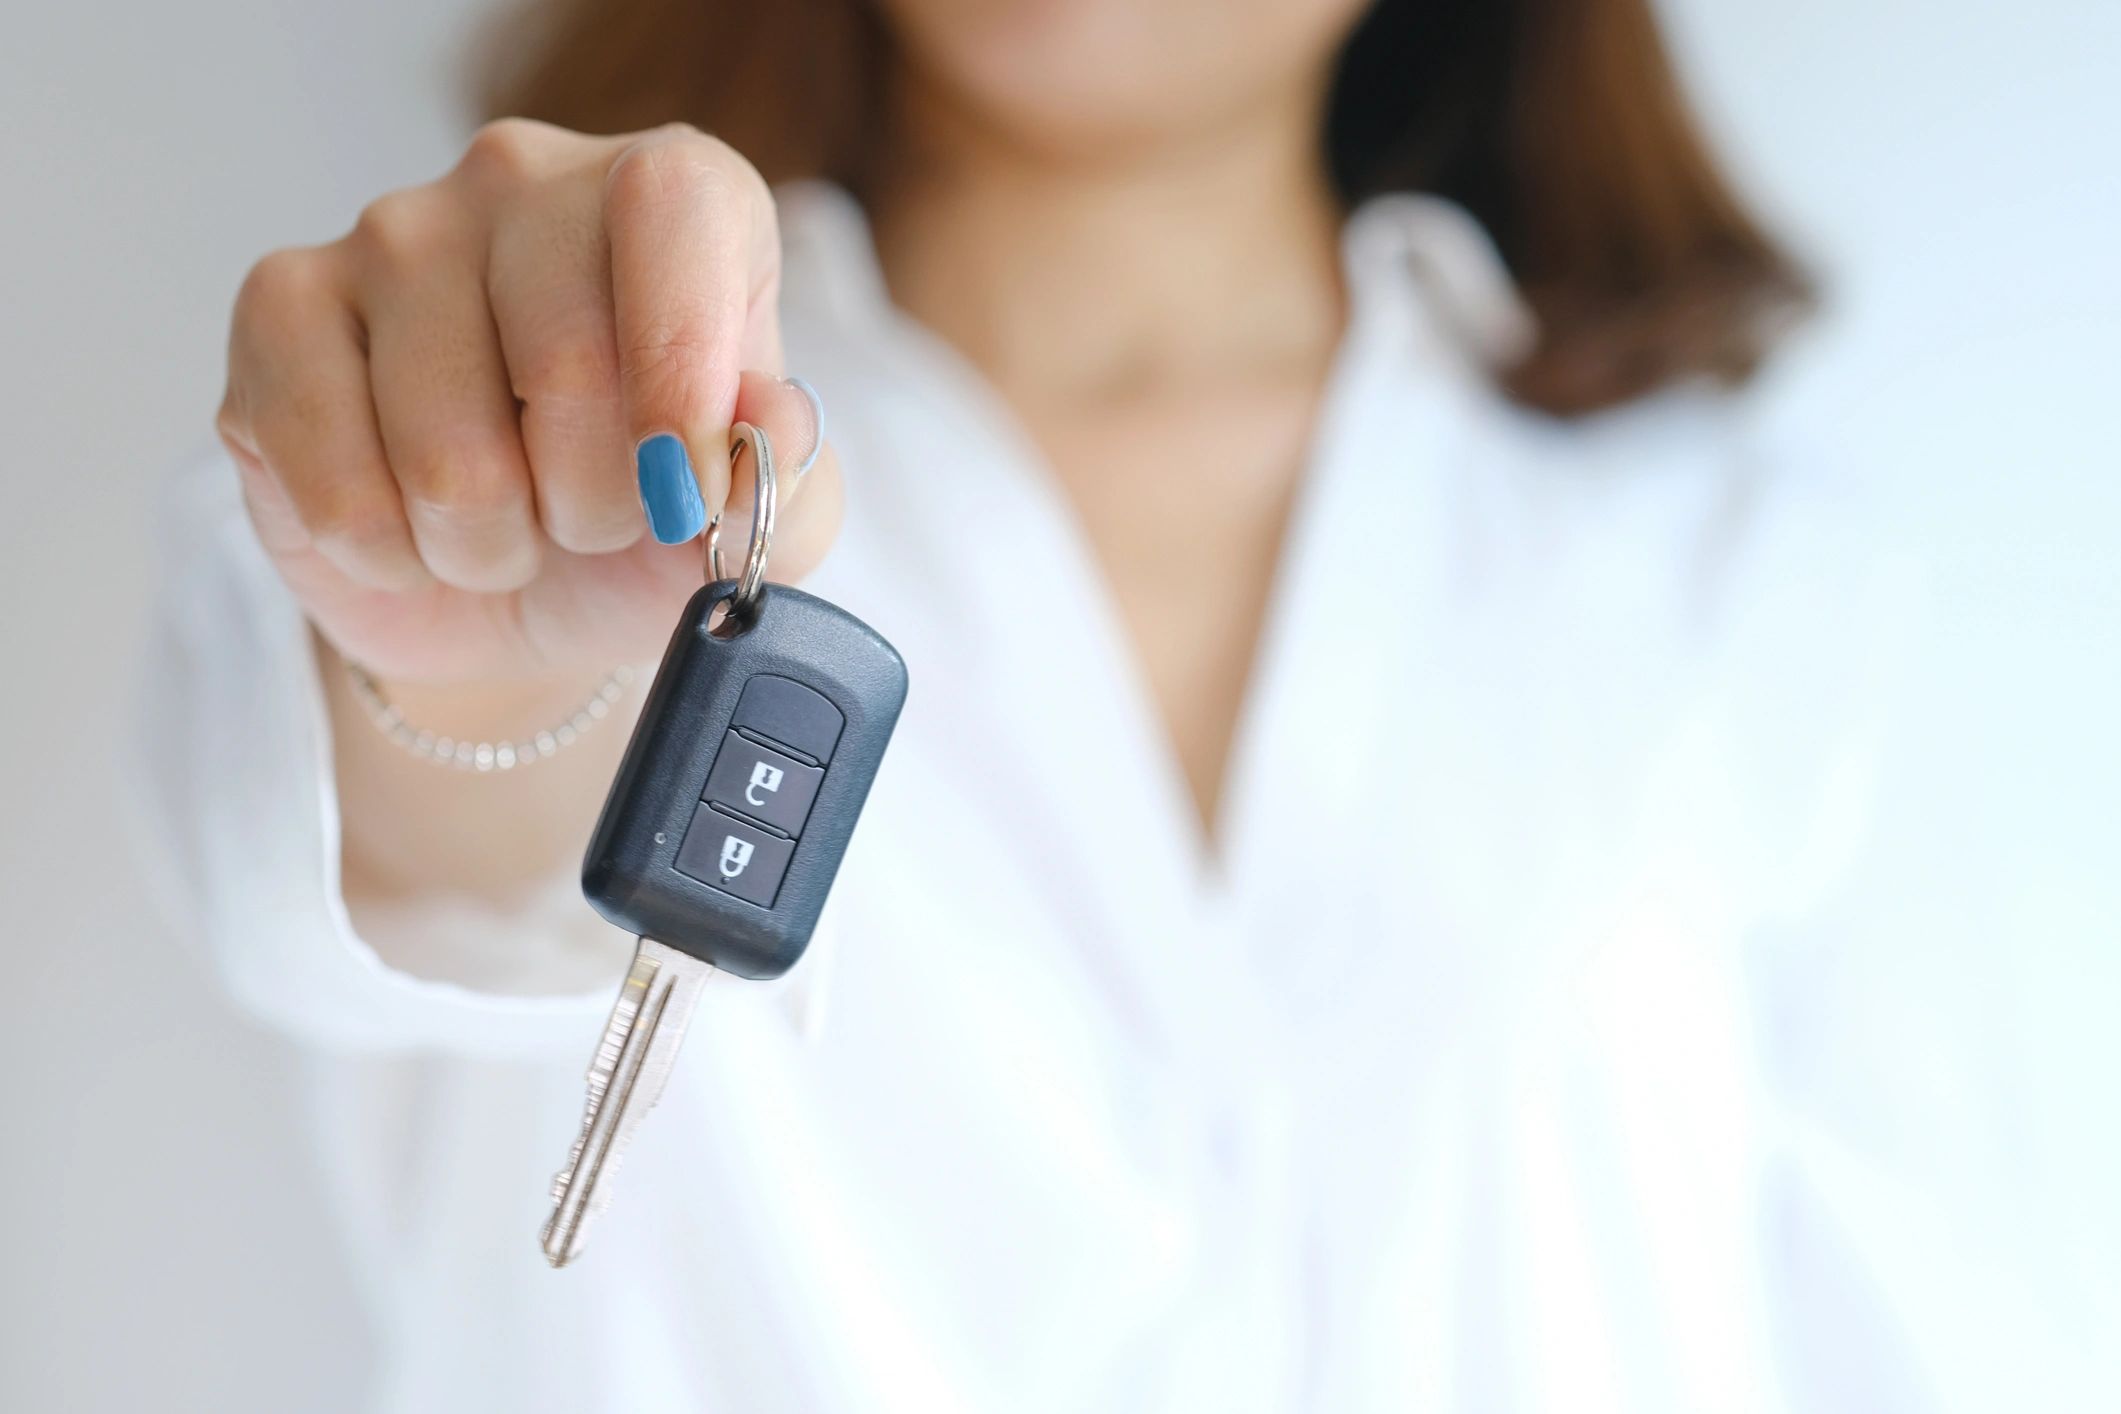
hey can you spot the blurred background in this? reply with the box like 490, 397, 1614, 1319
1, 1, 2114, 1409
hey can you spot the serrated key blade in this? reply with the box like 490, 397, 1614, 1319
542, 938, 712, 1267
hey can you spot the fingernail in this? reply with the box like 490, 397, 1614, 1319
785, 376, 826, 480
635, 433, 707, 544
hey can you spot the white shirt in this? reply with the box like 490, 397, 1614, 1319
134, 185, 2110, 1412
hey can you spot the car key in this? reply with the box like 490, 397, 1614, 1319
541, 423, 908, 1267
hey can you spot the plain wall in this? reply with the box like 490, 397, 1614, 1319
2, 2, 2114, 1410
1, 2, 485, 1407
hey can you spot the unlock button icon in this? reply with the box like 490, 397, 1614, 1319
702, 732, 823, 836
746, 761, 784, 806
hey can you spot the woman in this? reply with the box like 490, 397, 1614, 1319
141, 0, 2011, 1408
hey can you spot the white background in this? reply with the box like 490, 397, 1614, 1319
1, 1, 2114, 1409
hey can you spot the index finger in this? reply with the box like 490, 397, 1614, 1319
604, 125, 782, 544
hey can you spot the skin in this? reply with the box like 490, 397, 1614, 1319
218, 0, 1369, 919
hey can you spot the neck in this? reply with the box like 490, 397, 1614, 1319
865, 77, 1347, 399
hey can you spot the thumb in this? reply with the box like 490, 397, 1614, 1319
718, 370, 841, 587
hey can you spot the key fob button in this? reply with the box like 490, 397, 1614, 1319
582, 583, 907, 979
674, 806, 795, 907
731, 674, 844, 762
701, 731, 824, 836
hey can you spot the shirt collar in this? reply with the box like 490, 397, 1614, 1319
773, 179, 1536, 380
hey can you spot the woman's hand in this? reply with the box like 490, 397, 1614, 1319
218, 120, 841, 688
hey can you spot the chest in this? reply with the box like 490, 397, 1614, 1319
1006, 376, 1326, 830
624, 697, 1786, 1408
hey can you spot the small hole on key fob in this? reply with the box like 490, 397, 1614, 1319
706, 595, 754, 641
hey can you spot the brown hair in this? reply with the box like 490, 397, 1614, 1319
480, 0, 1810, 416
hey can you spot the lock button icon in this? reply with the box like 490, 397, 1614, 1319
676, 808, 794, 907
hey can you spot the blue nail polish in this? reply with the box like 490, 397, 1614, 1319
636, 434, 706, 544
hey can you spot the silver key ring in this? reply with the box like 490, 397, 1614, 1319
705, 421, 777, 621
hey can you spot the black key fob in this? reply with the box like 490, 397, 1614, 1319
581, 581, 908, 979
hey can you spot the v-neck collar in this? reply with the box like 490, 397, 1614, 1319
778, 183, 1527, 1042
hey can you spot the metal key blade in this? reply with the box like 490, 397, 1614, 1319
542, 937, 712, 1267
